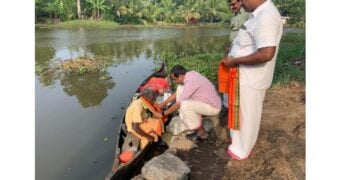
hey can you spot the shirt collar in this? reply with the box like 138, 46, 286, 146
250, 0, 270, 18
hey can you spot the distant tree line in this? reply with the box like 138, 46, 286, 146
35, 0, 305, 27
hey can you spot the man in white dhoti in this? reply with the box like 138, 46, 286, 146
222, 0, 283, 160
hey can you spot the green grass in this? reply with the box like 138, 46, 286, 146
158, 33, 305, 87
58, 20, 120, 28
36, 19, 120, 29
273, 33, 305, 85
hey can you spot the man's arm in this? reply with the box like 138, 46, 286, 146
222, 46, 276, 67
157, 93, 176, 109
132, 123, 154, 142
163, 102, 181, 116
225, 42, 232, 56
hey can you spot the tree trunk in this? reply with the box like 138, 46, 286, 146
98, 9, 100, 20
77, 0, 82, 19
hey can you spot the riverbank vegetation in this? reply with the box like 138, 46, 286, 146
59, 57, 112, 74
53, 19, 119, 28
158, 33, 305, 86
35, 0, 305, 28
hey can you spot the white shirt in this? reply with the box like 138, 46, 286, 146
229, 0, 283, 90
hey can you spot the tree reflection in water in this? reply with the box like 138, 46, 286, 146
60, 72, 115, 108
36, 45, 116, 108
35, 46, 57, 86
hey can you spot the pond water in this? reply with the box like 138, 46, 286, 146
35, 27, 229, 180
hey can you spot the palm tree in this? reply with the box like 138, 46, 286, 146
159, 0, 175, 22
117, 0, 146, 24
204, 0, 228, 23
86, 0, 109, 19
179, 0, 200, 25
46, 0, 66, 21
142, 1, 160, 24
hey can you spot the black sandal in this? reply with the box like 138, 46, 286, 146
185, 132, 200, 141
185, 132, 208, 142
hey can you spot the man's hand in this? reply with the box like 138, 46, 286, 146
222, 57, 238, 67
146, 131, 158, 142
153, 111, 163, 119
155, 102, 165, 109
145, 135, 154, 142
151, 133, 159, 142
154, 104, 161, 111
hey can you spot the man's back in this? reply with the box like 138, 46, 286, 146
125, 98, 144, 133
177, 71, 221, 109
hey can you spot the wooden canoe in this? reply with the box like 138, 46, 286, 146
106, 63, 168, 180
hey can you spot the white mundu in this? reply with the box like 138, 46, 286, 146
176, 85, 220, 130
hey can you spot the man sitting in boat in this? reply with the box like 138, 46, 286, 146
156, 65, 222, 141
125, 88, 164, 148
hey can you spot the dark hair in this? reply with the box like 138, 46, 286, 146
170, 65, 188, 78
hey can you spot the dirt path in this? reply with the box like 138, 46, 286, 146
179, 84, 305, 180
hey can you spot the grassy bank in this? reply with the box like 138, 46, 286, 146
36, 20, 120, 29
273, 33, 305, 85
35, 19, 229, 29
158, 33, 305, 87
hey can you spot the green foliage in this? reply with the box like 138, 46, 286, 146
36, 0, 304, 27
158, 33, 305, 86
178, 0, 201, 24
117, 0, 147, 24
202, 0, 229, 23
86, 0, 109, 19
159, 0, 176, 22
273, 33, 305, 85
102, 1, 120, 21
102, 11, 117, 21
159, 51, 223, 84
142, 1, 161, 24
273, 0, 305, 28
35, 0, 77, 22
36, 0, 233, 24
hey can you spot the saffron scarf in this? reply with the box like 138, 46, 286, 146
139, 97, 168, 123
218, 62, 240, 130
139, 97, 164, 136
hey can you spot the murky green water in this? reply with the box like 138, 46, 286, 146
35, 27, 229, 180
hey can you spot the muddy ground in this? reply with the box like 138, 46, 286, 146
177, 84, 305, 180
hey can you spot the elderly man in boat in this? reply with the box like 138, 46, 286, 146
125, 88, 165, 148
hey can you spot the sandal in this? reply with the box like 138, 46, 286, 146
198, 132, 209, 139
185, 132, 199, 141
185, 132, 208, 142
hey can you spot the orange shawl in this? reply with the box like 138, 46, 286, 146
218, 62, 240, 130
139, 97, 168, 123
